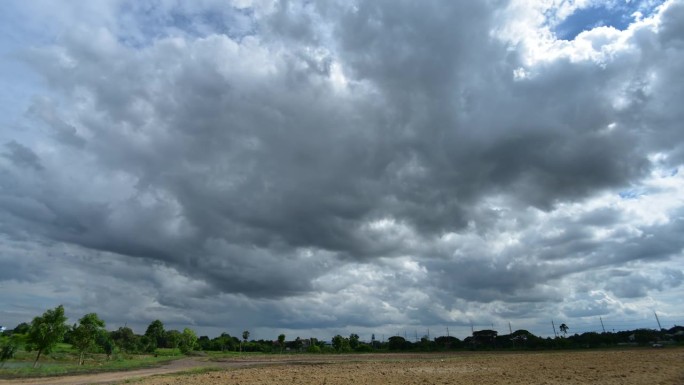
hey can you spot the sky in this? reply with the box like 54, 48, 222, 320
1, 0, 683, 342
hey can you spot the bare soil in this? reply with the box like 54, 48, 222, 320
136, 349, 684, 385
1, 349, 682, 385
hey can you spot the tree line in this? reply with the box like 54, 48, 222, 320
2, 305, 682, 368
0, 305, 201, 367
371, 326, 684, 352
0, 305, 317, 366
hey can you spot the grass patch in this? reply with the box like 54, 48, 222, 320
154, 348, 184, 357
0, 354, 179, 379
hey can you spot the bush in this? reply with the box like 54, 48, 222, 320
355, 344, 373, 352
1, 339, 18, 367
306, 345, 321, 353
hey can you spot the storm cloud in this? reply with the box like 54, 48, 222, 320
1, 0, 683, 338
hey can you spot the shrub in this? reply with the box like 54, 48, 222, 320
355, 344, 373, 352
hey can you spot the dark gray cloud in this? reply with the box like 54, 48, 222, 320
1, 0, 683, 338
2, 141, 43, 170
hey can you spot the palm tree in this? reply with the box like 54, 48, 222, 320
559, 323, 569, 337
241, 330, 250, 355
277, 334, 286, 353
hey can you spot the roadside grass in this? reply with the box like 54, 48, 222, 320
0, 343, 271, 379
154, 348, 185, 357
0, 349, 179, 379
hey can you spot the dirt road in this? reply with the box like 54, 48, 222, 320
0, 357, 262, 385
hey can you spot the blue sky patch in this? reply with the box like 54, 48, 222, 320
554, 1, 664, 40
618, 189, 644, 199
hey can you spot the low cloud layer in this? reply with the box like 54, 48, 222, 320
1, 0, 683, 338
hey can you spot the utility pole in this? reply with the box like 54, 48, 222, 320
599, 317, 606, 333
447, 327, 450, 337
551, 320, 558, 338
508, 322, 513, 335
654, 311, 663, 330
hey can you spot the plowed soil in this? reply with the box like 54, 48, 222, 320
136, 349, 683, 385
1, 349, 682, 385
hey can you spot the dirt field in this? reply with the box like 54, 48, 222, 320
134, 349, 683, 385
1, 349, 682, 385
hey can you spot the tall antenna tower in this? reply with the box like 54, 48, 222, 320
551, 320, 558, 338
654, 311, 663, 330
599, 317, 606, 333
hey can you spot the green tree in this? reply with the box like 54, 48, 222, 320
387, 336, 407, 351
307, 337, 321, 353
349, 333, 360, 350
293, 337, 304, 351
216, 333, 237, 351
26, 305, 68, 368
0, 337, 18, 368
97, 332, 114, 360
165, 330, 182, 352
277, 334, 286, 353
111, 326, 139, 354
179, 328, 197, 354
434, 336, 461, 350
144, 320, 165, 352
332, 335, 350, 352
12, 323, 30, 335
71, 313, 106, 365
559, 323, 569, 337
